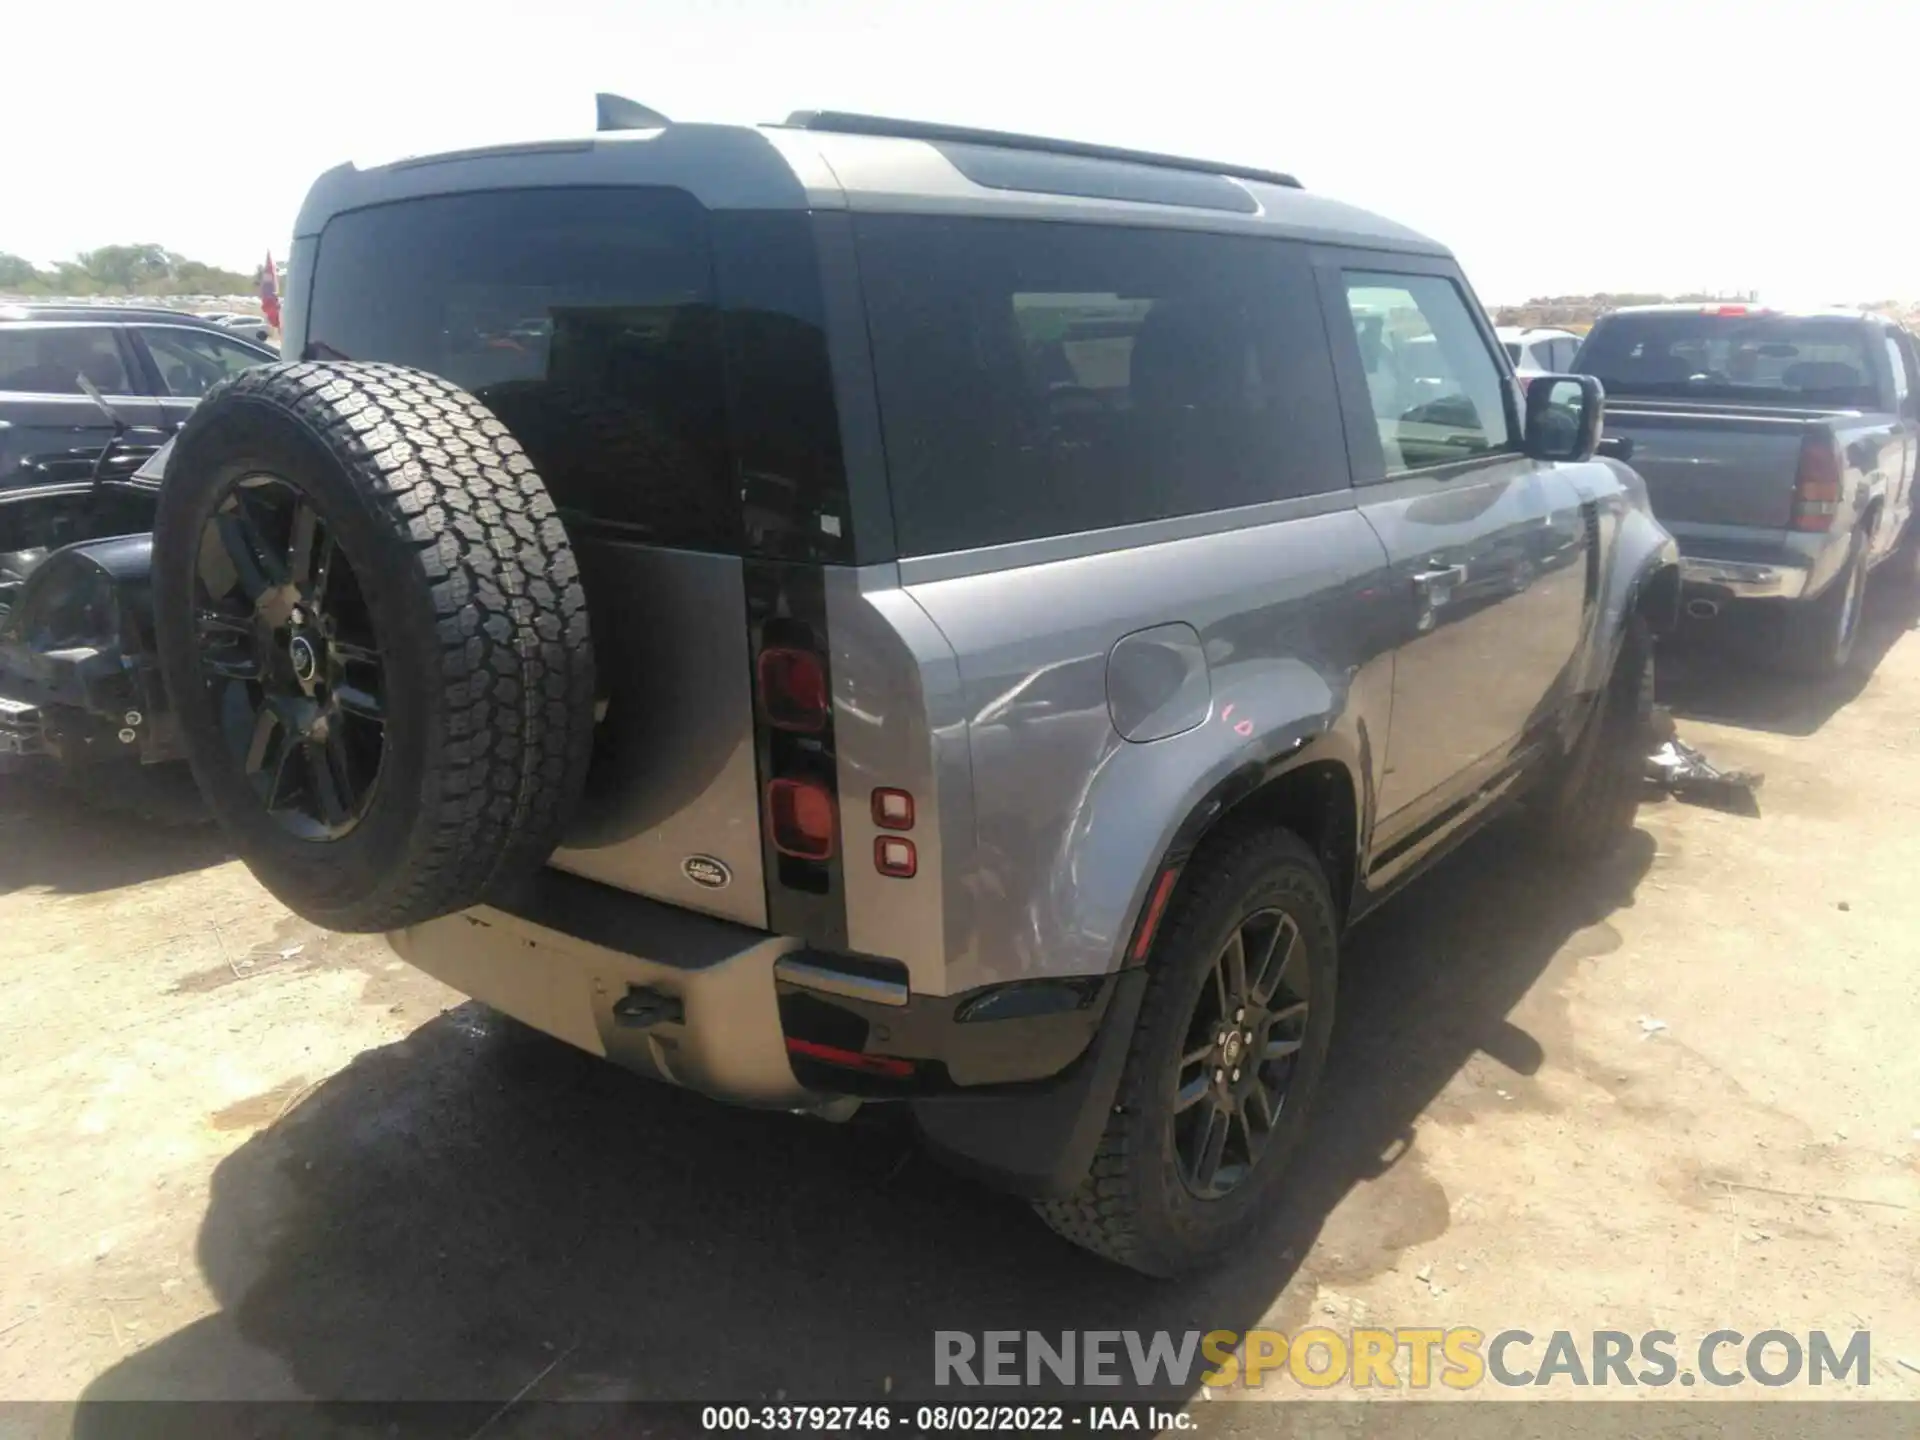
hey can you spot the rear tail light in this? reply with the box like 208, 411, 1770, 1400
874, 836, 917, 878
871, 787, 915, 830
758, 647, 828, 731
1791, 434, 1843, 532
767, 777, 836, 859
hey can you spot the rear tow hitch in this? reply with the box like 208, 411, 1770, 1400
611, 985, 685, 1030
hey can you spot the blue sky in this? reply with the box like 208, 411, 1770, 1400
5, 0, 1915, 303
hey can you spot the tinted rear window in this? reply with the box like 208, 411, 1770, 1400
1577, 313, 1882, 408
306, 188, 850, 559
854, 216, 1348, 556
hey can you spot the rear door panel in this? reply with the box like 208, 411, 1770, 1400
0, 325, 164, 490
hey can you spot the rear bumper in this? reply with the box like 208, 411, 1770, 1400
388, 866, 1132, 1196
391, 876, 819, 1109
1680, 556, 1808, 601
1669, 524, 1839, 605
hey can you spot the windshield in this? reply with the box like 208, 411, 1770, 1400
1577, 313, 1881, 408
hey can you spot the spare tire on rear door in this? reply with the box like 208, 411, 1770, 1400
152, 360, 595, 932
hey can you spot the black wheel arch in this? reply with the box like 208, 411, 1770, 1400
1125, 740, 1364, 967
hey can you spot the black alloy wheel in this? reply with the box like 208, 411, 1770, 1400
1172, 906, 1312, 1200
194, 474, 385, 840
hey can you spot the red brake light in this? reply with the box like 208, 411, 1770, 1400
767, 778, 836, 859
1791, 434, 1843, 532
759, 648, 828, 731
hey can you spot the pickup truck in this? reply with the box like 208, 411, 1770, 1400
1574, 305, 1920, 673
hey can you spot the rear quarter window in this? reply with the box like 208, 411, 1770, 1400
305, 188, 849, 559
853, 216, 1349, 556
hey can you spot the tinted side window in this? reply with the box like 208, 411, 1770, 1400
1552, 338, 1579, 370
855, 216, 1347, 556
0, 325, 136, 395
140, 326, 269, 397
1342, 273, 1513, 473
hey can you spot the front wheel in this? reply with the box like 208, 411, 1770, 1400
1531, 615, 1653, 864
1034, 828, 1338, 1277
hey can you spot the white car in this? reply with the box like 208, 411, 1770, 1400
1497, 326, 1583, 390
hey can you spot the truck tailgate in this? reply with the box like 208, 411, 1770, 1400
1605, 402, 1818, 531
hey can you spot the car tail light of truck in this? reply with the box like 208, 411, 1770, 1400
1791, 434, 1843, 532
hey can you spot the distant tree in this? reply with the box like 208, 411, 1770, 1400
0, 244, 255, 297
75, 243, 174, 290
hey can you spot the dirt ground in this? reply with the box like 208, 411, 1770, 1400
2, 581, 1917, 1423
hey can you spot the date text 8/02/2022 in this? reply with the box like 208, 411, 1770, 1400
933, 1328, 1875, 1390
699, 1404, 1191, 1431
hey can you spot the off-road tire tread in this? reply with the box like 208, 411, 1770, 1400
1034, 827, 1334, 1276
161, 360, 594, 931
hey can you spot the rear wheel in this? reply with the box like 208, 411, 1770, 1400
1034, 828, 1338, 1277
1781, 535, 1866, 678
152, 361, 595, 932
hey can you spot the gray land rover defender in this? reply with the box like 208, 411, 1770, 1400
142, 104, 1678, 1275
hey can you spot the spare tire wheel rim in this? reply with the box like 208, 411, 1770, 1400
194, 472, 385, 840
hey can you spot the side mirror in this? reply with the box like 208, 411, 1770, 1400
1524, 373, 1605, 463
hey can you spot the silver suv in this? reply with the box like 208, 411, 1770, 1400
147, 106, 1678, 1276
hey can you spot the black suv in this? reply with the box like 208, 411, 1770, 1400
0, 307, 275, 775
0, 305, 276, 494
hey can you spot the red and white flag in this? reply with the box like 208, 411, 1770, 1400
259, 251, 281, 332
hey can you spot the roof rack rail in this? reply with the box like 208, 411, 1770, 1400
783, 110, 1301, 190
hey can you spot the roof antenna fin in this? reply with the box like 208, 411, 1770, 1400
596, 93, 671, 132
